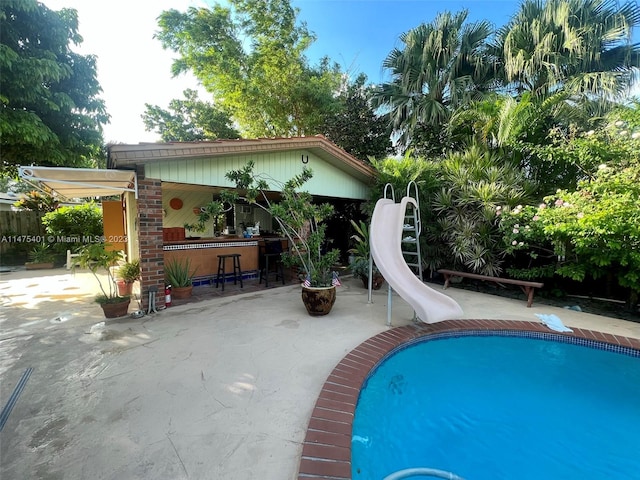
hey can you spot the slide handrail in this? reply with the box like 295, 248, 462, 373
383, 467, 465, 480
405, 180, 421, 236
383, 182, 395, 201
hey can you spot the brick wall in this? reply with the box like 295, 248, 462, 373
137, 177, 165, 309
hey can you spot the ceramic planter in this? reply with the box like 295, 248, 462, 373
301, 285, 336, 316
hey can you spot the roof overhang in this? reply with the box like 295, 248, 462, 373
107, 136, 376, 184
18, 166, 138, 200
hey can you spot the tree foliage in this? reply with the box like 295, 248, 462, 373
322, 74, 393, 162
374, 10, 494, 152
492, 0, 640, 99
14, 189, 58, 212
0, 0, 108, 176
155, 0, 341, 137
377, 1, 640, 154
142, 89, 240, 141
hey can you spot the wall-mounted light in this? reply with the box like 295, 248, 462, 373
301, 154, 309, 164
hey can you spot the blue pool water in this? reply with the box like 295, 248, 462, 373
352, 334, 640, 480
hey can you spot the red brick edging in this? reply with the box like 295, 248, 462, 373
297, 319, 640, 479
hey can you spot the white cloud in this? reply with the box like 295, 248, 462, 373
44, 0, 209, 144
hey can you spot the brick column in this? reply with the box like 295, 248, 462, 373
137, 177, 165, 309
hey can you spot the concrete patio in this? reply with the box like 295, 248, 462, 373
1, 267, 639, 479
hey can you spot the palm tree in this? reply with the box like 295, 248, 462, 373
449, 90, 614, 195
374, 10, 494, 152
492, 0, 640, 99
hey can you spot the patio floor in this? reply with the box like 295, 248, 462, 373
1, 267, 639, 479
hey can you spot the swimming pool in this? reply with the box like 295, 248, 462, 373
351, 333, 640, 480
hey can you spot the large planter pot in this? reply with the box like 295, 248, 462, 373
301, 285, 336, 316
172, 285, 193, 299
99, 298, 130, 319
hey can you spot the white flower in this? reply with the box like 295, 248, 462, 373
577, 212, 584, 219
513, 228, 519, 234
533, 215, 540, 221
514, 224, 520, 228
512, 240, 517, 246
496, 205, 502, 210
518, 242, 524, 246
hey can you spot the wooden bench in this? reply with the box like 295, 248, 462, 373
437, 269, 544, 308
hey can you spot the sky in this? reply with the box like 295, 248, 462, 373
43, 0, 639, 145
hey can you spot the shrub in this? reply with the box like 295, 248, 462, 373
500, 163, 640, 309
41, 203, 103, 253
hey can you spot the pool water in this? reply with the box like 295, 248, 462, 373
352, 335, 640, 480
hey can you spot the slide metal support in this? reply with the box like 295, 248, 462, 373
367, 250, 373, 304
386, 283, 393, 326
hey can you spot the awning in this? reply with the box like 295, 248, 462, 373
18, 166, 137, 200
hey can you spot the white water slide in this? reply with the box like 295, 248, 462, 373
370, 197, 463, 323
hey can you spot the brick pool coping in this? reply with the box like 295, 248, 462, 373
296, 319, 640, 479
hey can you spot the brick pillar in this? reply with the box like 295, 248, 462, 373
137, 177, 165, 309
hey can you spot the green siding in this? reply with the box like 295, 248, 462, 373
145, 150, 370, 200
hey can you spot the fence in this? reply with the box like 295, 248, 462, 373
0, 210, 46, 262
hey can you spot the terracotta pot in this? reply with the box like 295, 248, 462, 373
117, 280, 133, 296
360, 273, 385, 290
301, 285, 336, 316
172, 285, 193, 299
100, 298, 130, 319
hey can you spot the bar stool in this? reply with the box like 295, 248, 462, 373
216, 254, 243, 291
259, 240, 285, 288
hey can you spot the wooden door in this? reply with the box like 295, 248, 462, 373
102, 200, 127, 253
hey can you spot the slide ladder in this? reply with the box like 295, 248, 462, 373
369, 183, 463, 324
383, 467, 465, 480
401, 181, 423, 282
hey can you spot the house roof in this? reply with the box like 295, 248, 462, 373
107, 136, 377, 184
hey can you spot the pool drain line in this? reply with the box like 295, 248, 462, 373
383, 468, 465, 480
0, 367, 33, 432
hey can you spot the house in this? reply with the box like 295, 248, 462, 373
106, 136, 377, 307
18, 137, 376, 304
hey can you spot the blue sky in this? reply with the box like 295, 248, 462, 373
43, 0, 638, 144
293, 0, 517, 83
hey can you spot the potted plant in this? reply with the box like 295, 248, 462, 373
221, 161, 341, 315
117, 259, 140, 296
164, 258, 196, 299
74, 243, 130, 318
25, 243, 56, 270
348, 219, 385, 290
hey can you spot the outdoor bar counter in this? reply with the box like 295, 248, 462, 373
163, 236, 287, 284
